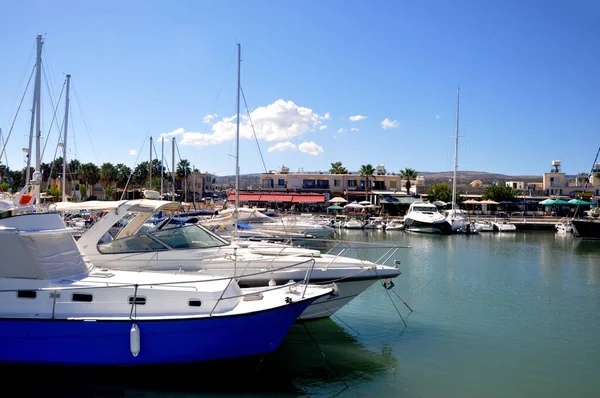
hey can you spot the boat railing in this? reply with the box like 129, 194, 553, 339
304, 238, 407, 269
0, 257, 325, 320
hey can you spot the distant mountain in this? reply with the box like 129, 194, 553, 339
419, 171, 542, 185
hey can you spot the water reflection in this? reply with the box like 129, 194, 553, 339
3, 319, 394, 397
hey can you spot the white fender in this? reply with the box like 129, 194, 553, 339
130, 324, 140, 357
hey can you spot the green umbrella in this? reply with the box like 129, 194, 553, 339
568, 199, 593, 205
327, 205, 344, 211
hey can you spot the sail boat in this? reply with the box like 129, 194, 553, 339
444, 86, 479, 234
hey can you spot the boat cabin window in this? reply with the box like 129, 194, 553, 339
413, 206, 437, 213
149, 225, 229, 249
98, 235, 155, 254
17, 290, 37, 299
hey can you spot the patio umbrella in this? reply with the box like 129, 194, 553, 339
552, 199, 570, 205
480, 200, 499, 205
568, 199, 593, 205
344, 202, 365, 209
359, 200, 372, 205
432, 201, 447, 206
329, 197, 348, 204
539, 198, 553, 205
463, 199, 481, 204
327, 204, 344, 211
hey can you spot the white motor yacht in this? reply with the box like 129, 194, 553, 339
403, 201, 451, 234
53, 200, 403, 320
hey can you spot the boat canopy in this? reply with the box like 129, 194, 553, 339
51, 199, 182, 213
0, 213, 91, 279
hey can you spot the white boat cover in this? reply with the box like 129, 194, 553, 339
0, 213, 91, 279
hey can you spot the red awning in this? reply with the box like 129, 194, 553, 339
291, 195, 325, 203
259, 194, 294, 202
227, 193, 325, 203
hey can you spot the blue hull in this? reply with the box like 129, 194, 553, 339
0, 299, 315, 366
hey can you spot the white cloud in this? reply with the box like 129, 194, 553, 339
349, 115, 367, 121
128, 149, 137, 155
298, 141, 323, 156
337, 128, 346, 134
350, 127, 359, 133
319, 125, 328, 131
267, 142, 297, 153
267, 141, 323, 156
163, 99, 327, 148
381, 118, 399, 129
324, 112, 331, 120
202, 113, 218, 124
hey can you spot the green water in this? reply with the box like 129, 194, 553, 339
10, 230, 600, 397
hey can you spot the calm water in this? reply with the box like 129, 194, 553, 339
8, 230, 600, 397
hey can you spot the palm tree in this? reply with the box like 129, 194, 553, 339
99, 162, 117, 189
359, 164, 375, 201
400, 168, 418, 194
177, 159, 191, 199
115, 163, 132, 189
329, 161, 348, 174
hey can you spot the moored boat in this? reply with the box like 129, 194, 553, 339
0, 208, 333, 366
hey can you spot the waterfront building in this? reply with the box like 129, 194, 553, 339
542, 160, 600, 199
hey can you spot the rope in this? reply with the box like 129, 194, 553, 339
0, 66, 36, 162
119, 130, 151, 200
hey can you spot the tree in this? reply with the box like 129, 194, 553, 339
9, 169, 23, 191
427, 183, 459, 203
329, 161, 348, 174
133, 162, 149, 187
115, 163, 132, 188
99, 162, 118, 188
400, 168, 418, 194
103, 185, 117, 201
359, 164, 375, 201
47, 186, 61, 201
482, 183, 520, 202
0, 182, 9, 192
177, 159, 191, 196
79, 183, 88, 201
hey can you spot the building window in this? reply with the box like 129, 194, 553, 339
303, 179, 316, 188
278, 179, 285, 186
348, 180, 356, 187
334, 179, 339, 187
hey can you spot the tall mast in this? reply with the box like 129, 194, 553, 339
148, 136, 152, 190
25, 35, 43, 185
62, 74, 71, 202
234, 43, 241, 238
452, 85, 460, 213
171, 137, 175, 200
34, 34, 43, 175
161, 138, 164, 198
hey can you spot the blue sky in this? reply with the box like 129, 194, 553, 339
1, 0, 599, 178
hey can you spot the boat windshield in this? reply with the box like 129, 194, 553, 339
98, 224, 229, 253
412, 206, 437, 213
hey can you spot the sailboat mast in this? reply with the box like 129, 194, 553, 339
171, 137, 175, 200
452, 86, 460, 212
34, 35, 43, 175
149, 136, 152, 190
25, 35, 43, 185
62, 74, 71, 202
234, 42, 241, 238
161, 138, 164, 198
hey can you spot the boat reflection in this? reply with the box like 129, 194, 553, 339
3, 319, 395, 397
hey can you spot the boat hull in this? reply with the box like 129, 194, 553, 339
404, 218, 451, 234
571, 219, 600, 239
0, 298, 316, 366
236, 268, 401, 320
